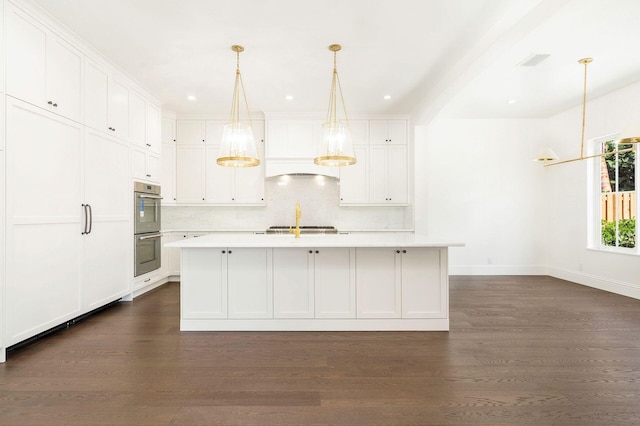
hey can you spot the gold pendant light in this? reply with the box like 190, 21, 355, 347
314, 44, 356, 167
217, 45, 260, 167
536, 58, 635, 166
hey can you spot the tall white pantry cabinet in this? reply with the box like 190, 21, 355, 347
0, 0, 162, 359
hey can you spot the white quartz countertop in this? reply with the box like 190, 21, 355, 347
165, 232, 464, 248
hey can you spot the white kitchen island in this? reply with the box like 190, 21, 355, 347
166, 233, 463, 331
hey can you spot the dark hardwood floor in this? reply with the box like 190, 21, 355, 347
2, 276, 640, 425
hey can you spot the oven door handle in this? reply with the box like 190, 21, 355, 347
138, 194, 163, 200
138, 233, 162, 241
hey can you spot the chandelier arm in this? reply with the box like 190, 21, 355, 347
544, 146, 635, 167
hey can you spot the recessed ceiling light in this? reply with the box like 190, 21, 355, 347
508, 99, 516, 104
383, 95, 391, 100
285, 95, 294, 101
187, 95, 196, 101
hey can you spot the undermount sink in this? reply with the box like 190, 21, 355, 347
266, 226, 338, 235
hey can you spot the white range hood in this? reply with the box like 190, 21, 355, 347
264, 158, 339, 178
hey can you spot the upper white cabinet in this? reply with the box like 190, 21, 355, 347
340, 119, 408, 205
131, 92, 161, 183
84, 60, 129, 139
176, 120, 205, 144
266, 119, 323, 158
130, 92, 161, 154
161, 117, 177, 204
369, 119, 407, 145
6, 3, 82, 122
175, 119, 264, 205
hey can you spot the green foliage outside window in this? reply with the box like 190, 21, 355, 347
602, 219, 636, 248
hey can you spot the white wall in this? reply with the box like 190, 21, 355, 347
416, 81, 640, 298
415, 118, 548, 274
544, 80, 640, 298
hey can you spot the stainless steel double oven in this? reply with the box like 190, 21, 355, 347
134, 182, 162, 277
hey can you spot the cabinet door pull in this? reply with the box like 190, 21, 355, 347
396, 250, 400, 254
81, 204, 87, 234
402, 250, 407, 254
146, 143, 152, 147
308, 250, 313, 254
86, 204, 93, 234
146, 174, 152, 177
228, 250, 232, 254
48, 100, 53, 105
53, 103, 58, 107
222, 250, 226, 254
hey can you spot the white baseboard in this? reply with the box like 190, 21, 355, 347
449, 265, 546, 275
547, 267, 640, 300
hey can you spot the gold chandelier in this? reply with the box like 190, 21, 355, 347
536, 57, 636, 166
217, 45, 260, 167
314, 44, 356, 167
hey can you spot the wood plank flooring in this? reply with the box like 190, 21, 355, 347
2, 275, 640, 425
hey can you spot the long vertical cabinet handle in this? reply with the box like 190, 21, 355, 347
86, 204, 93, 234
81, 204, 88, 234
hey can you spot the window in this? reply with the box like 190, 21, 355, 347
595, 140, 636, 250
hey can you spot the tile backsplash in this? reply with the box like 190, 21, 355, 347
162, 175, 412, 231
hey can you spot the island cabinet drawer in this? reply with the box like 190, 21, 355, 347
272, 248, 356, 319
355, 248, 447, 319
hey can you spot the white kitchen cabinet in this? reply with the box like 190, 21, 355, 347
181, 248, 228, 319
161, 117, 177, 204
84, 60, 129, 139
369, 144, 408, 204
176, 120, 205, 144
175, 120, 264, 205
5, 98, 84, 346
227, 248, 273, 319
161, 142, 176, 204
133, 148, 160, 183
356, 248, 402, 318
5, 97, 133, 346
273, 247, 355, 319
339, 145, 368, 204
6, 4, 82, 122
205, 143, 265, 204
339, 119, 408, 206
182, 247, 272, 320
355, 247, 447, 319
162, 116, 177, 143
176, 145, 206, 203
131, 94, 161, 154
167, 233, 188, 276
314, 248, 356, 318
266, 119, 323, 158
273, 248, 315, 318
369, 119, 407, 145
82, 129, 131, 310
401, 248, 447, 318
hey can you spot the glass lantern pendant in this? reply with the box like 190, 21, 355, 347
217, 45, 260, 167
314, 44, 356, 167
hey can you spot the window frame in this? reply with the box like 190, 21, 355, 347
588, 134, 638, 254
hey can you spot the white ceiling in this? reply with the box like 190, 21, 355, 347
30, 0, 640, 121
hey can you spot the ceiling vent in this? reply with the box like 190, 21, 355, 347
517, 53, 551, 67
